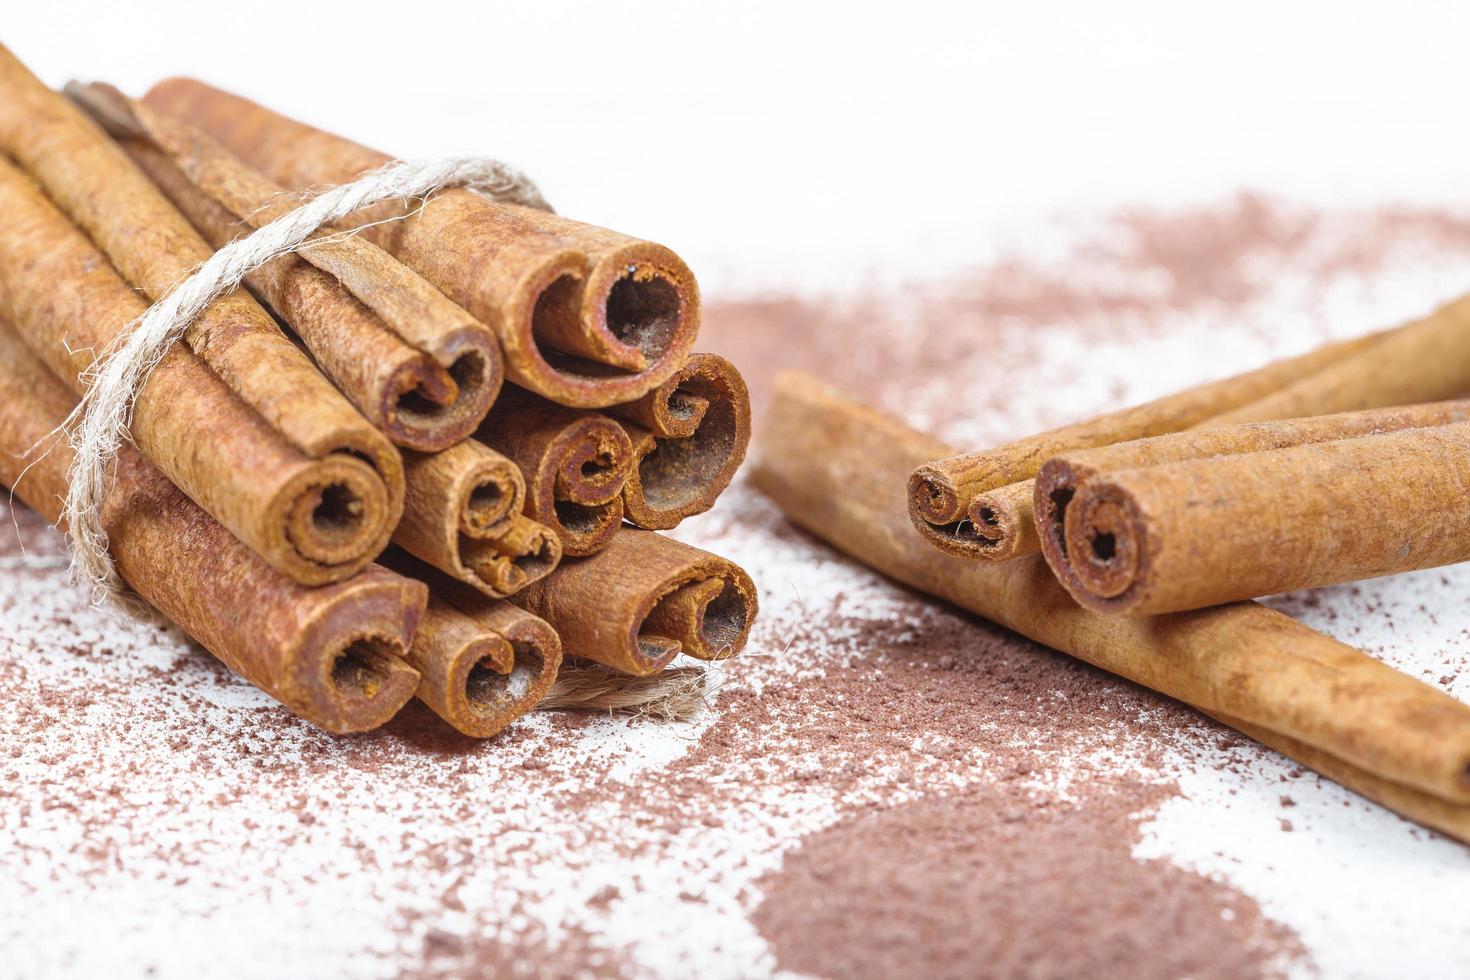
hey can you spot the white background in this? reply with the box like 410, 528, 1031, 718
8, 1, 1470, 291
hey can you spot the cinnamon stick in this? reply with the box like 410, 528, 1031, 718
383, 554, 562, 738
395, 439, 561, 597
73, 83, 504, 452
606, 352, 752, 529
0, 46, 403, 582
0, 320, 424, 733
144, 77, 701, 408
1049, 416, 1470, 616
477, 388, 633, 556
508, 529, 758, 676
752, 372, 1470, 831
1035, 401, 1470, 609
0, 156, 390, 585
906, 328, 1391, 561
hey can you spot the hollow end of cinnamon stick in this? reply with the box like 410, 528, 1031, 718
616, 353, 752, 530
279, 454, 392, 575
464, 515, 562, 598
387, 342, 502, 452
1064, 482, 1147, 607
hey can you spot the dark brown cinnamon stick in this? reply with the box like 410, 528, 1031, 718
73, 83, 504, 452
144, 77, 701, 408
477, 388, 633, 556
753, 371, 1470, 833
606, 352, 752, 529
508, 529, 758, 676
0, 320, 423, 733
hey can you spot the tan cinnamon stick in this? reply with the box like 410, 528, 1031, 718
477, 388, 633, 556
508, 529, 758, 676
753, 372, 1470, 825
1049, 417, 1470, 616
72, 83, 504, 452
606, 352, 752, 529
0, 156, 391, 585
383, 554, 562, 738
1036, 401, 1470, 609
395, 439, 561, 597
907, 330, 1382, 559
0, 320, 423, 733
1203, 295, 1470, 427
144, 77, 701, 408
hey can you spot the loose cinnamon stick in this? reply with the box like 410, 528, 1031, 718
0, 156, 390, 585
1203, 294, 1470, 427
0, 321, 424, 733
907, 329, 1388, 560
606, 352, 752, 529
477, 388, 633, 556
383, 554, 562, 738
1035, 401, 1470, 609
753, 372, 1470, 826
144, 77, 701, 408
72, 84, 504, 452
1051, 418, 1470, 616
508, 529, 758, 676
395, 439, 561, 597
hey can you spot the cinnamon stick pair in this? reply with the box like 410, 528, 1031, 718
0, 320, 423, 733
754, 372, 1470, 841
71, 82, 504, 452
0, 46, 402, 585
143, 77, 701, 408
910, 292, 1470, 562
1036, 403, 1470, 615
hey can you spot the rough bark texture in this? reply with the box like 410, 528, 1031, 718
0, 156, 390, 585
0, 320, 424, 733
508, 529, 758, 676
752, 371, 1470, 827
606, 352, 751, 529
1057, 418, 1470, 616
1036, 401, 1470, 608
144, 77, 701, 408
74, 84, 504, 452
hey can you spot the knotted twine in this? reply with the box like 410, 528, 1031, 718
60, 158, 550, 604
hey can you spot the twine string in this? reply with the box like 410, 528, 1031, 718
60, 158, 549, 603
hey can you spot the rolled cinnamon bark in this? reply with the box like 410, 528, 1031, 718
1054, 419, 1470, 616
605, 353, 752, 529
383, 554, 561, 738
395, 439, 561, 597
1036, 401, 1470, 609
907, 329, 1387, 560
1204, 294, 1470, 427
508, 529, 758, 676
477, 388, 633, 556
753, 372, 1470, 825
0, 320, 423, 733
72, 83, 503, 452
0, 156, 391, 585
144, 77, 701, 408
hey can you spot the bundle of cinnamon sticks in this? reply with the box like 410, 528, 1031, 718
755, 290, 1470, 841
0, 45, 757, 738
